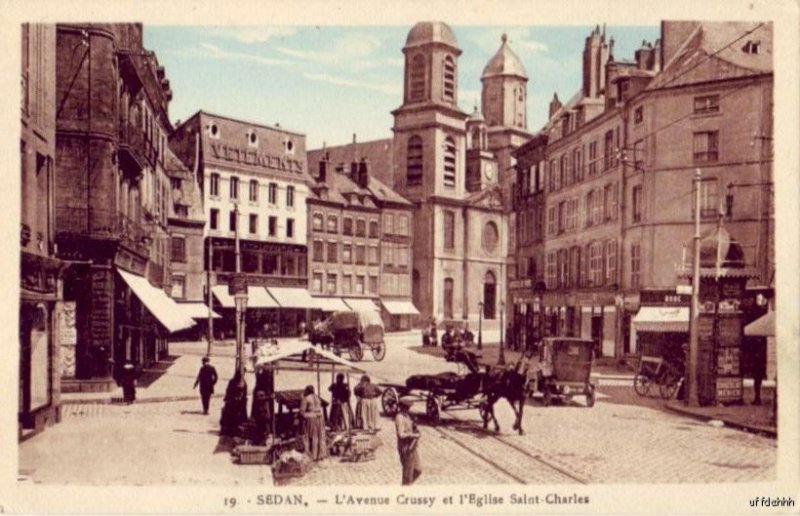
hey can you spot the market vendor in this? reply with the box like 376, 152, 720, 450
300, 385, 328, 461
328, 373, 353, 431
354, 375, 381, 430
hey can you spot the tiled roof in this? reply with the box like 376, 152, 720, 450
307, 138, 395, 187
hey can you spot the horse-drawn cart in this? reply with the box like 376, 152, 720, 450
380, 371, 489, 423
530, 337, 596, 407
310, 310, 386, 362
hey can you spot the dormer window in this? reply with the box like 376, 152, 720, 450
283, 139, 295, 155
208, 122, 220, 139
742, 40, 761, 55
247, 130, 258, 147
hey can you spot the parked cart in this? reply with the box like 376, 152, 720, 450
530, 337, 596, 407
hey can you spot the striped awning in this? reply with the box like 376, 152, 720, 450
118, 269, 195, 333
632, 306, 689, 333
312, 296, 350, 312
381, 299, 420, 315
343, 297, 379, 312
267, 287, 317, 309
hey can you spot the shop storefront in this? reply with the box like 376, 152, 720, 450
380, 298, 420, 331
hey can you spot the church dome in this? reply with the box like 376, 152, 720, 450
482, 33, 527, 80
405, 21, 459, 49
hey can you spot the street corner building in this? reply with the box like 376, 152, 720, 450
307, 22, 539, 332
51, 24, 194, 396
510, 21, 774, 387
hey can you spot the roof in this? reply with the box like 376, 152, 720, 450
165, 147, 205, 221
405, 21, 458, 49
308, 138, 394, 186
647, 21, 772, 90
482, 33, 527, 80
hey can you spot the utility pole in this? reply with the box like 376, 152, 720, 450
234, 203, 245, 377
207, 240, 214, 356
686, 169, 702, 406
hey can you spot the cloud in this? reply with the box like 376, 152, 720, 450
196, 43, 289, 66
471, 27, 549, 55
275, 33, 398, 72
206, 26, 297, 44
302, 72, 400, 96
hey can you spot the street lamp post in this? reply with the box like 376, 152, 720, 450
498, 300, 506, 366
477, 301, 483, 350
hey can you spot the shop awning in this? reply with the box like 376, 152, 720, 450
381, 299, 420, 315
312, 296, 350, 312
632, 306, 689, 333
246, 286, 279, 309
173, 302, 221, 319
253, 339, 366, 373
343, 297, 379, 312
267, 287, 316, 309
745, 310, 775, 337
212, 285, 234, 308
118, 269, 195, 333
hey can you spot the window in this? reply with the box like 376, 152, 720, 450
312, 272, 323, 293
369, 275, 378, 294
603, 183, 618, 221
548, 159, 556, 191
443, 55, 456, 102
209, 208, 219, 230
312, 240, 324, 262
570, 246, 582, 288
356, 219, 366, 237
210, 174, 220, 197
397, 246, 409, 267
589, 242, 604, 286
355, 245, 366, 265
566, 198, 578, 231
547, 205, 556, 236
326, 274, 337, 294
369, 220, 379, 238
249, 180, 258, 202
742, 40, 761, 55
368, 245, 379, 265
229, 210, 237, 232
247, 130, 258, 147
632, 185, 643, 222
383, 214, 394, 234
573, 147, 583, 182
327, 242, 338, 263
443, 278, 454, 319
557, 201, 566, 234
229, 176, 239, 200
355, 275, 365, 294
694, 178, 720, 219
171, 236, 186, 263
342, 274, 352, 294
312, 212, 324, 231
327, 215, 338, 233
268, 183, 278, 204
397, 215, 409, 236
693, 131, 719, 163
384, 245, 394, 266
409, 54, 426, 101
585, 191, 594, 227
286, 185, 295, 207
634, 106, 644, 124
406, 136, 424, 186
694, 94, 720, 114
588, 141, 598, 176
342, 244, 352, 264
268, 216, 277, 237
249, 214, 258, 234
341, 217, 353, 236
606, 239, 618, 284
443, 137, 456, 188
443, 210, 455, 250
603, 130, 614, 170
631, 243, 641, 288
286, 218, 294, 238
546, 252, 556, 289
170, 275, 185, 299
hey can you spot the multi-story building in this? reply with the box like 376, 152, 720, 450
304, 149, 417, 330
20, 23, 63, 438
54, 24, 193, 390
170, 111, 312, 337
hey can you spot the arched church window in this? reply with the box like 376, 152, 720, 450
443, 136, 456, 188
409, 54, 426, 101
443, 55, 456, 102
406, 136, 423, 186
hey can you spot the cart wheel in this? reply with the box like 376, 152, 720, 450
633, 373, 652, 397
426, 394, 441, 423
381, 387, 399, 416
542, 390, 552, 407
659, 375, 680, 400
586, 384, 596, 408
349, 344, 363, 362
371, 342, 386, 361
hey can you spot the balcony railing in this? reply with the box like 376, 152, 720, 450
55, 207, 150, 255
118, 121, 157, 171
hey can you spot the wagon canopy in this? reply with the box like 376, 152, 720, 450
327, 310, 385, 331
253, 339, 366, 373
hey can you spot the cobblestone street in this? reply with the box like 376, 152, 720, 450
19, 332, 776, 486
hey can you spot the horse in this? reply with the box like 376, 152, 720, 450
451, 349, 530, 435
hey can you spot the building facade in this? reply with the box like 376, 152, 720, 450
170, 111, 312, 337
54, 24, 189, 390
20, 23, 63, 438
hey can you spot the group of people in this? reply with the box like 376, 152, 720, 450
421, 321, 475, 350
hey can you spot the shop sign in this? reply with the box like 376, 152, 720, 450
58, 301, 78, 345
639, 289, 690, 306
717, 347, 740, 376
229, 272, 248, 296
210, 142, 305, 174
716, 377, 743, 402
509, 279, 532, 290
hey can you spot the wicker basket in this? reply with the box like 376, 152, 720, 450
233, 445, 270, 465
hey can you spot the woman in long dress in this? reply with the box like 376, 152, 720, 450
328, 373, 353, 432
220, 372, 248, 437
300, 385, 328, 461
354, 375, 381, 430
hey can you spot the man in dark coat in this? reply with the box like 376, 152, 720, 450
193, 356, 218, 415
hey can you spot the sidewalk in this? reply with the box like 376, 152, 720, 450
665, 386, 778, 438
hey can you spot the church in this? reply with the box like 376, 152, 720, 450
308, 22, 532, 329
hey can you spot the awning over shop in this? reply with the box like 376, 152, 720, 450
381, 299, 420, 315
343, 297, 379, 312
632, 306, 689, 333
212, 285, 234, 308
267, 287, 316, 309
311, 296, 350, 312
118, 269, 195, 333
246, 286, 280, 309
174, 302, 221, 319
745, 310, 775, 337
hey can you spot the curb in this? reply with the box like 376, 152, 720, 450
61, 393, 224, 406
664, 402, 777, 439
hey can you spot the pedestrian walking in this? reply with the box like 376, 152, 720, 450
429, 321, 438, 348
219, 371, 248, 437
300, 385, 328, 461
120, 362, 137, 404
193, 356, 218, 415
394, 396, 421, 485
328, 373, 353, 432
354, 375, 381, 430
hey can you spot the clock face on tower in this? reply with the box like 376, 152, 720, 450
484, 163, 495, 181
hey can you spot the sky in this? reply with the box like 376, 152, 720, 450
144, 24, 660, 150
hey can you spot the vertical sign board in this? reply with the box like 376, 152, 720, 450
90, 268, 113, 349
696, 313, 717, 406
58, 301, 78, 378
715, 277, 745, 403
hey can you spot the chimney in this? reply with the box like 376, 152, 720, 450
358, 158, 369, 189
549, 92, 562, 118
318, 157, 327, 183
352, 133, 357, 144
350, 160, 358, 183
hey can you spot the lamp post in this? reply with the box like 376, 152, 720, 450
498, 300, 506, 366
231, 204, 248, 377
477, 301, 484, 350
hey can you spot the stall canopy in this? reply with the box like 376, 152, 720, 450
745, 310, 775, 337
311, 296, 350, 312
632, 306, 689, 333
381, 299, 420, 315
117, 269, 195, 333
343, 297, 379, 312
212, 285, 235, 308
173, 302, 221, 319
253, 339, 366, 373
266, 287, 316, 309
